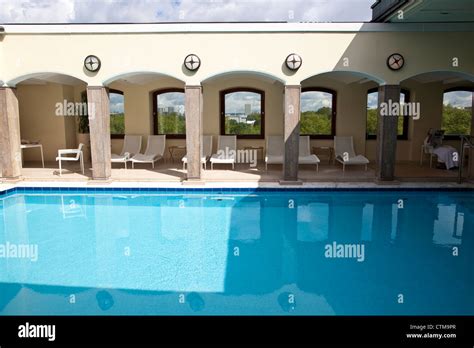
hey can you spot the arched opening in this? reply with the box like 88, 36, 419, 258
396, 71, 474, 180
200, 71, 285, 179
12, 73, 89, 179
201, 70, 285, 85
103, 72, 186, 180
7, 72, 87, 87
299, 71, 384, 180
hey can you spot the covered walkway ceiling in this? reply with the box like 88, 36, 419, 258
13, 73, 85, 86
373, 0, 474, 23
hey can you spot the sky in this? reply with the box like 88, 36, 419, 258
0, 0, 375, 23
3, 0, 470, 111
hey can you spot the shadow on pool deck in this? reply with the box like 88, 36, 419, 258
18, 160, 465, 183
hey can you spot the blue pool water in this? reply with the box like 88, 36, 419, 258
0, 188, 473, 315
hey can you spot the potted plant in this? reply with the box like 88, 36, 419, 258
76, 91, 91, 163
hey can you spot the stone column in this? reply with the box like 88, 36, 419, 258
283, 85, 301, 182
185, 85, 203, 180
376, 85, 400, 181
87, 86, 111, 180
0, 87, 22, 179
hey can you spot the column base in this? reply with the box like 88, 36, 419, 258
1, 177, 23, 183
374, 178, 400, 185
279, 180, 303, 186
182, 179, 205, 185
88, 178, 113, 184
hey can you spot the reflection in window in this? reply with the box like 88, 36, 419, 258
361, 204, 374, 241
220, 88, 264, 138
433, 204, 463, 245
301, 89, 336, 138
153, 89, 185, 137
442, 89, 473, 137
297, 203, 329, 242
230, 200, 261, 240
391, 204, 398, 241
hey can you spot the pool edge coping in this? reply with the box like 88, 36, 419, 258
1, 180, 474, 196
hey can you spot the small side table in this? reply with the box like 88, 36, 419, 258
21, 143, 45, 168
243, 146, 264, 165
168, 145, 186, 163
312, 146, 333, 164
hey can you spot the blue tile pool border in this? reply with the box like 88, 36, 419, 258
1, 185, 473, 197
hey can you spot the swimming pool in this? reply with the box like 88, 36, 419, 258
0, 187, 473, 315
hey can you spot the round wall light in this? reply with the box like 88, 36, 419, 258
184, 54, 201, 71
285, 53, 302, 71
387, 53, 405, 71
84, 55, 101, 72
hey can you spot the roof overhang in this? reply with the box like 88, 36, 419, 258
1, 22, 473, 34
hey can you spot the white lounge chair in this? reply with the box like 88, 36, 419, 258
334, 136, 369, 172
111, 135, 142, 169
56, 143, 84, 176
130, 135, 166, 168
210, 135, 237, 170
299, 136, 320, 172
182, 135, 213, 170
265, 136, 284, 171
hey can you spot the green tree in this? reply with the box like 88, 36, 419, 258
442, 104, 471, 135
110, 113, 125, 134
158, 113, 186, 134
300, 108, 332, 135
225, 114, 261, 135
366, 109, 405, 136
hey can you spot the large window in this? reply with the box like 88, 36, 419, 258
220, 88, 264, 139
153, 89, 185, 138
442, 88, 473, 139
301, 88, 336, 139
366, 88, 410, 140
110, 89, 125, 138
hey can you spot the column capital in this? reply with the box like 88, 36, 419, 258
185, 85, 203, 90
378, 84, 401, 90
86, 85, 107, 90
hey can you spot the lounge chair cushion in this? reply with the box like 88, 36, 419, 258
131, 154, 162, 163
265, 155, 284, 164
111, 153, 129, 161
299, 154, 320, 164
210, 154, 235, 164
182, 155, 207, 163
337, 154, 369, 165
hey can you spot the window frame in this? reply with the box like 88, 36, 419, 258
219, 87, 265, 139
109, 89, 125, 139
300, 87, 337, 139
366, 87, 410, 141
441, 87, 474, 140
152, 88, 186, 139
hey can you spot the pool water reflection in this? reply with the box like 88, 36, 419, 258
0, 190, 473, 315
